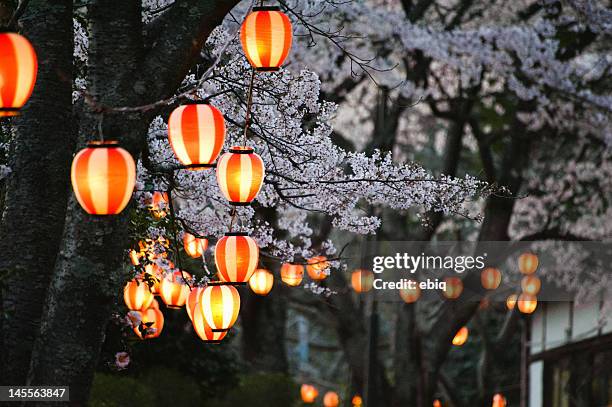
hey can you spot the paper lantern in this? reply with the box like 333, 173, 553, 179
192, 300, 228, 343
71, 141, 136, 215
280, 263, 304, 286
129, 249, 140, 266
300, 384, 318, 404
307, 256, 330, 281
168, 103, 225, 169
521, 275, 541, 296
183, 232, 208, 258
492, 394, 507, 407
200, 284, 241, 332
159, 270, 191, 309
506, 294, 517, 310
352, 395, 363, 406
481, 267, 501, 290
124, 279, 154, 311
215, 232, 259, 284
351, 269, 374, 293
149, 191, 168, 218
323, 391, 339, 407
518, 252, 538, 275
249, 268, 274, 296
133, 307, 164, 339
399, 281, 421, 303
517, 294, 537, 314
0, 32, 37, 117
443, 277, 463, 299
216, 146, 265, 206
433, 400, 442, 407
452, 326, 469, 346
186, 286, 205, 321
240, 6, 293, 71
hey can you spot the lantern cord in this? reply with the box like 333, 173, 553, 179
228, 207, 237, 233
166, 177, 193, 290
97, 113, 104, 142
242, 67, 257, 146
6, 0, 31, 30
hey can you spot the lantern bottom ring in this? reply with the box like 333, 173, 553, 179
0, 107, 20, 117
204, 340, 223, 344
229, 201, 252, 206
211, 328, 230, 333
208, 281, 235, 286
255, 67, 280, 72
166, 305, 183, 309
183, 163, 217, 170
222, 281, 247, 286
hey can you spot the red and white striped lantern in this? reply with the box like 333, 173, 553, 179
215, 232, 259, 284
216, 146, 265, 206
183, 232, 208, 258
280, 263, 304, 286
159, 270, 191, 309
199, 284, 241, 332
133, 307, 164, 339
192, 301, 228, 343
124, 279, 154, 311
185, 286, 204, 321
240, 6, 293, 71
0, 32, 37, 116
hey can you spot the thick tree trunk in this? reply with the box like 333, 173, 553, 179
0, 0, 74, 385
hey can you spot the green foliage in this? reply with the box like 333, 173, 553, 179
90, 373, 156, 407
204, 373, 301, 407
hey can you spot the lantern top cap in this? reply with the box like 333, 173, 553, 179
224, 231, 250, 237
228, 146, 255, 154
253, 6, 281, 12
87, 140, 120, 148
207, 281, 235, 287
182, 99, 209, 105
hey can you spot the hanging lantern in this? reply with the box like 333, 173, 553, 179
352, 395, 363, 406
192, 300, 228, 343
183, 232, 208, 258
518, 252, 538, 275
492, 393, 507, 407
186, 286, 205, 321
399, 281, 421, 303
443, 277, 463, 299
200, 284, 241, 332
124, 279, 154, 311
351, 269, 374, 293
216, 146, 265, 206
481, 267, 502, 290
149, 191, 168, 218
133, 307, 164, 339
71, 141, 136, 215
240, 6, 293, 71
129, 249, 140, 266
323, 391, 339, 407
159, 270, 191, 309
280, 263, 304, 286
506, 294, 517, 310
300, 384, 318, 404
517, 294, 537, 314
215, 232, 259, 284
0, 32, 37, 117
452, 326, 469, 346
249, 268, 274, 296
167, 103, 225, 169
521, 275, 541, 296
307, 256, 330, 281
433, 400, 442, 407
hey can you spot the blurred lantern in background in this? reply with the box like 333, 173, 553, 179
481, 267, 502, 290
492, 393, 507, 407
167, 103, 225, 169
399, 281, 420, 303
306, 256, 329, 281
183, 232, 208, 258
200, 284, 241, 332
216, 146, 265, 206
506, 294, 518, 310
186, 286, 205, 321
452, 326, 469, 346
518, 294, 537, 314
159, 270, 191, 309
351, 269, 374, 293
300, 384, 318, 404
215, 232, 259, 284
521, 275, 541, 296
518, 252, 538, 275
280, 263, 304, 286
129, 249, 140, 266
124, 279, 154, 311
352, 395, 363, 406
443, 277, 463, 299
433, 400, 442, 407
323, 391, 339, 407
71, 141, 136, 215
133, 307, 164, 339
0, 32, 37, 117
192, 302, 228, 343
149, 191, 168, 218
240, 6, 293, 71
249, 268, 274, 296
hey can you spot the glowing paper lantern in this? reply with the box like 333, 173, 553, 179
452, 326, 469, 346
307, 256, 330, 281
323, 391, 339, 407
71, 141, 136, 215
124, 279, 154, 311
200, 284, 241, 332
481, 267, 502, 290
433, 400, 442, 407
399, 281, 421, 303
186, 286, 205, 321
521, 275, 541, 296
159, 270, 191, 309
216, 146, 265, 206
149, 191, 168, 218
215, 232, 259, 284
443, 277, 463, 299
517, 294, 537, 314
518, 252, 538, 275
492, 393, 507, 407
280, 263, 304, 286
300, 384, 318, 404
133, 307, 164, 339
352, 395, 363, 406
506, 294, 518, 310
351, 269, 374, 293
192, 300, 228, 343
240, 6, 293, 71
0, 32, 37, 117
168, 103, 225, 169
249, 268, 274, 296
183, 232, 208, 258
129, 249, 140, 266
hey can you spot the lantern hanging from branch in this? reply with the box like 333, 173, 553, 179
71, 141, 136, 215
0, 32, 37, 117
124, 279, 154, 311
452, 326, 469, 346
216, 146, 265, 206
433, 400, 442, 407
492, 393, 507, 407
351, 269, 374, 293
307, 256, 330, 281
240, 6, 293, 71
481, 267, 502, 290
200, 284, 241, 332
159, 270, 191, 309
183, 232, 208, 258
148, 191, 168, 218
186, 286, 205, 321
133, 307, 164, 339
521, 275, 541, 296
518, 252, 538, 275
351, 395, 363, 406
215, 232, 259, 284
249, 268, 274, 296
129, 249, 140, 266
192, 301, 228, 343
517, 294, 537, 314
323, 391, 339, 407
280, 263, 304, 286
443, 277, 463, 299
399, 281, 421, 303
300, 384, 318, 404
506, 294, 518, 310
168, 103, 225, 169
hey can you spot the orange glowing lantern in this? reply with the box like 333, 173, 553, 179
481, 267, 502, 290
433, 400, 442, 407
492, 393, 507, 407
506, 294, 518, 310
518, 252, 539, 275
168, 103, 225, 169
352, 395, 363, 406
129, 249, 140, 266
517, 294, 537, 314
452, 326, 469, 346
351, 269, 374, 293
124, 279, 154, 311
521, 275, 541, 296
192, 300, 228, 343
200, 284, 241, 332
133, 307, 164, 339
280, 263, 304, 286
323, 391, 339, 407
249, 268, 274, 295
159, 270, 191, 309
443, 277, 463, 299
183, 232, 208, 258
240, 6, 293, 71
149, 191, 168, 218
399, 281, 421, 303
0, 32, 37, 117
216, 146, 265, 206
186, 286, 205, 321
300, 384, 318, 404
307, 256, 330, 281
215, 232, 259, 284
71, 141, 136, 215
